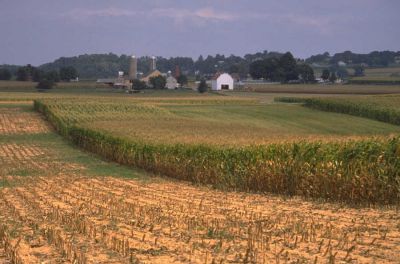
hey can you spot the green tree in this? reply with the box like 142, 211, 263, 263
297, 64, 315, 83
198, 79, 208, 93
336, 68, 349, 79
354, 65, 365, 77
45, 71, 60, 82
329, 72, 337, 83
131, 79, 147, 90
59, 66, 78, 81
0, 69, 12, 80
321, 69, 330, 80
16, 67, 29, 81
149, 75, 166, 89
279, 52, 299, 82
177, 74, 188, 86
228, 64, 240, 74
263, 58, 280, 81
32, 69, 44, 82
36, 80, 55, 91
249, 60, 265, 79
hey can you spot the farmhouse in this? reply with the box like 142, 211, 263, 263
211, 73, 234, 91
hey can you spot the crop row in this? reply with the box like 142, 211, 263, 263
34, 99, 400, 204
302, 97, 400, 126
275, 95, 400, 126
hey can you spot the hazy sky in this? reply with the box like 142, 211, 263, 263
1, 0, 399, 65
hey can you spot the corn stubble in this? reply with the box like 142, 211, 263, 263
1, 176, 399, 263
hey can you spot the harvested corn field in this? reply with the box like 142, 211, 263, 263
0, 142, 85, 179
0, 107, 50, 135
1, 175, 400, 263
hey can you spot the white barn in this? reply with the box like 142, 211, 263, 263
211, 73, 234, 91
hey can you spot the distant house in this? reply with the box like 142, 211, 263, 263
166, 76, 178, 89
211, 73, 234, 91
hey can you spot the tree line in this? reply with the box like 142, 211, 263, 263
36, 51, 285, 79
0, 64, 78, 82
35, 50, 400, 79
306, 51, 400, 67
1, 50, 399, 81
0, 64, 78, 90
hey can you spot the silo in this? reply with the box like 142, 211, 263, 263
150, 56, 156, 71
129, 55, 137, 80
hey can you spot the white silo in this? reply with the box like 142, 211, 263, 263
150, 56, 156, 71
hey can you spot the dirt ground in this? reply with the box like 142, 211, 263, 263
0, 103, 399, 263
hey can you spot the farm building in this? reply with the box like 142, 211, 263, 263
141, 70, 163, 84
166, 76, 178, 89
211, 73, 234, 91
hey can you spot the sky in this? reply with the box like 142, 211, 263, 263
1, 0, 399, 66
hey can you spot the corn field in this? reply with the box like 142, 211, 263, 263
34, 99, 400, 205
1, 100, 400, 263
302, 95, 400, 126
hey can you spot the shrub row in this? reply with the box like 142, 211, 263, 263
34, 100, 400, 205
